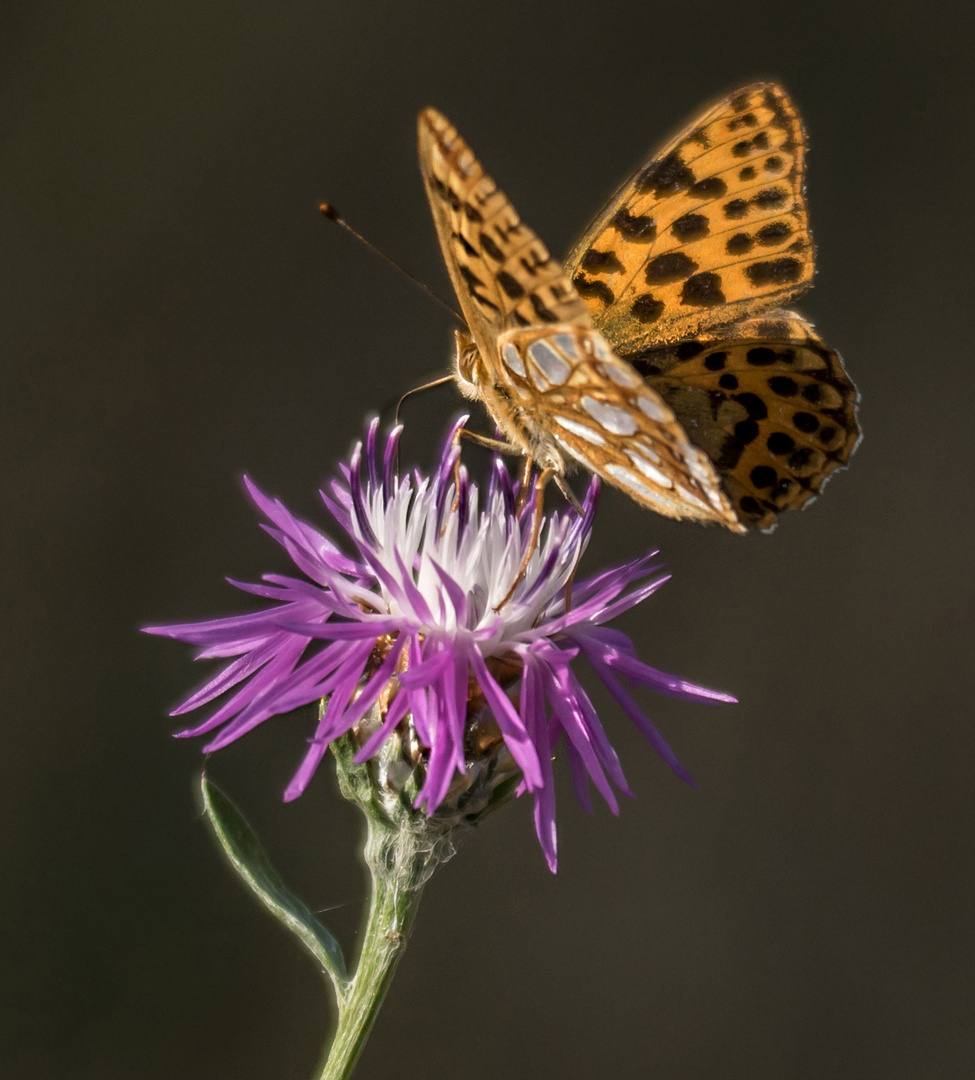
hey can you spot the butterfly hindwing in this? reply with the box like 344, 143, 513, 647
565, 83, 813, 352
625, 310, 860, 530
494, 324, 742, 529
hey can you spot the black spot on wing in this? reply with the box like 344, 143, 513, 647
572, 274, 614, 306
752, 187, 787, 209
690, 177, 727, 199
672, 213, 710, 241
767, 432, 795, 454
645, 252, 697, 284
738, 166, 757, 181
612, 208, 657, 241
455, 232, 478, 258
430, 174, 461, 211
631, 294, 665, 323
529, 293, 559, 323
756, 221, 793, 245
723, 199, 749, 220
480, 233, 504, 263
745, 258, 803, 286
704, 351, 727, 371
792, 411, 819, 433
788, 447, 815, 470
638, 151, 695, 197
460, 265, 498, 311
625, 347, 666, 376
496, 271, 524, 299
726, 232, 753, 255
732, 132, 770, 158
768, 375, 798, 396
719, 373, 738, 390
681, 272, 725, 307
676, 340, 705, 361
750, 465, 776, 488
735, 419, 759, 444
728, 112, 759, 130
581, 248, 625, 274
735, 392, 768, 421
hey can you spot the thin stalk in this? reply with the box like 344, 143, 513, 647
316, 815, 438, 1080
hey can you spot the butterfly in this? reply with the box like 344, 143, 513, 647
417, 83, 859, 532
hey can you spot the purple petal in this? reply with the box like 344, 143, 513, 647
468, 648, 541, 790
585, 650, 697, 788
578, 636, 737, 705
397, 648, 452, 688
280, 616, 401, 640
542, 663, 619, 814
382, 425, 403, 498
522, 659, 557, 872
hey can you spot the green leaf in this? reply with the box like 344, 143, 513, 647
200, 774, 349, 995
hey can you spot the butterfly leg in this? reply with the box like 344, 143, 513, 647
515, 455, 534, 513
553, 473, 583, 515
453, 428, 522, 455
493, 467, 554, 613
451, 428, 524, 510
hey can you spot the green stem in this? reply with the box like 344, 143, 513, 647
316, 815, 437, 1080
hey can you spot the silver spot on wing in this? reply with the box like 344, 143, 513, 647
501, 342, 526, 377
554, 415, 606, 446
606, 464, 661, 503
528, 338, 571, 386
581, 395, 638, 436
625, 448, 673, 488
552, 332, 580, 360
636, 394, 669, 423
599, 361, 640, 389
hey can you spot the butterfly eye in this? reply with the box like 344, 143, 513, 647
454, 334, 481, 384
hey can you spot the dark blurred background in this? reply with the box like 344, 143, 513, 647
3, 2, 974, 1077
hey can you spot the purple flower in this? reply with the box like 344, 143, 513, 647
145, 418, 736, 871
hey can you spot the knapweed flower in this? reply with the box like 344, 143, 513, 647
145, 418, 735, 870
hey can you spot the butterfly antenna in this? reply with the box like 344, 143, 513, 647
319, 203, 465, 324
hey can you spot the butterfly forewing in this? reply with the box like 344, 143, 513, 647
495, 324, 743, 529
626, 311, 860, 529
417, 108, 589, 374
565, 83, 813, 351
